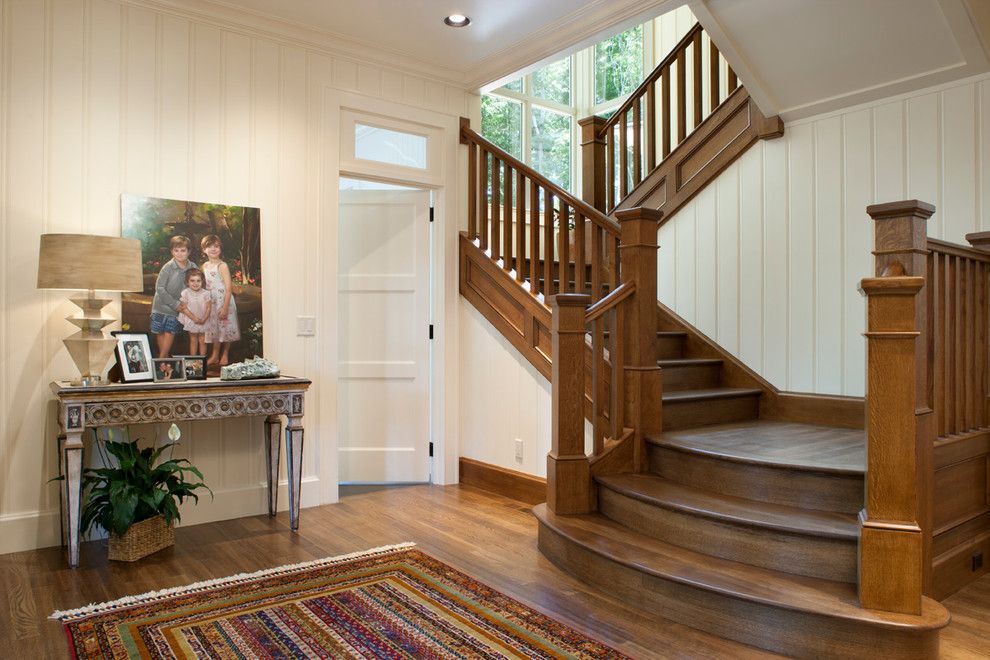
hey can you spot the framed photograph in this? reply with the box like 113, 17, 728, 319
177, 355, 207, 381
153, 358, 186, 383
112, 332, 155, 383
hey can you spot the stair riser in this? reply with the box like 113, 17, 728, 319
538, 522, 939, 659
598, 487, 857, 582
662, 395, 759, 430
661, 364, 721, 391
657, 335, 685, 359
649, 446, 864, 514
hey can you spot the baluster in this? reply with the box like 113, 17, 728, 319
980, 263, 988, 428
619, 111, 628, 199
516, 169, 526, 284
956, 256, 965, 432
606, 128, 616, 210
490, 157, 501, 259
661, 66, 671, 158
592, 314, 606, 453
503, 165, 513, 271
709, 40, 720, 112
530, 179, 540, 295
544, 190, 554, 295
932, 252, 944, 437
574, 213, 586, 295
646, 82, 656, 172
610, 306, 626, 438
468, 142, 477, 240
692, 30, 703, 129
728, 66, 738, 91
632, 101, 642, 187
966, 258, 975, 430
677, 48, 687, 143
478, 149, 489, 251
945, 254, 955, 435
559, 202, 571, 292
591, 225, 603, 304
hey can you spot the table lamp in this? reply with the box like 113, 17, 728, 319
37, 234, 143, 386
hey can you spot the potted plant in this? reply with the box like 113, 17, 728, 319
79, 424, 211, 561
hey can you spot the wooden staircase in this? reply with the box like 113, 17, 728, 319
459, 21, 960, 659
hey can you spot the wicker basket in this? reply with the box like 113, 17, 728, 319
108, 514, 174, 562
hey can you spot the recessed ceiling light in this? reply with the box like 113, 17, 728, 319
444, 14, 471, 27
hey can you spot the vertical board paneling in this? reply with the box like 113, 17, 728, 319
873, 101, 905, 203
658, 221, 677, 304
123, 6, 157, 194
981, 81, 990, 231
814, 117, 842, 392
907, 93, 941, 237
158, 15, 190, 197
787, 123, 814, 391
738, 147, 763, 369
86, 0, 122, 232
716, 166, 740, 353
940, 85, 977, 244
695, 185, 717, 337
762, 137, 789, 386
675, 205, 697, 323
49, 0, 85, 230
842, 109, 873, 396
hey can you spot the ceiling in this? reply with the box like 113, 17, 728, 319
693, 0, 990, 120
166, 0, 678, 88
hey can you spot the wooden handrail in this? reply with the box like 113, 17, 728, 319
598, 22, 704, 137
460, 121, 619, 236
585, 282, 635, 323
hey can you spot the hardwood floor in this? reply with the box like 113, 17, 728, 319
0, 484, 987, 658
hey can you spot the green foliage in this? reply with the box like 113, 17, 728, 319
594, 25, 643, 104
531, 108, 571, 190
532, 57, 570, 106
481, 95, 522, 159
79, 438, 212, 537
503, 78, 523, 92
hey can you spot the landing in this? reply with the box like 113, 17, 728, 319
653, 420, 866, 474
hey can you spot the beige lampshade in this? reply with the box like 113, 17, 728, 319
37, 234, 143, 292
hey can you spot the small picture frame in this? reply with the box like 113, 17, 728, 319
153, 357, 186, 383
112, 332, 155, 383
177, 355, 207, 381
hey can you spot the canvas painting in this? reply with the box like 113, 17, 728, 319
121, 194, 263, 370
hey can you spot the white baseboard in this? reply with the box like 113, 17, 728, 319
0, 477, 323, 555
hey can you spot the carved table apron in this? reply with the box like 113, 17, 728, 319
50, 376, 312, 568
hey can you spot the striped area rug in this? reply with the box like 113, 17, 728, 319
51, 543, 628, 659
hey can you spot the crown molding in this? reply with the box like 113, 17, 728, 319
120, 0, 470, 87
466, 0, 680, 90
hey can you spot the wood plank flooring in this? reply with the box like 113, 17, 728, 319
0, 484, 987, 658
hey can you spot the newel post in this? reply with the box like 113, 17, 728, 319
859, 200, 935, 613
615, 207, 663, 470
548, 292, 593, 514
579, 116, 608, 213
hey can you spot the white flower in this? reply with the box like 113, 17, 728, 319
167, 423, 181, 442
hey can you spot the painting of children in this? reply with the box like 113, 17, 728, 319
179, 268, 212, 356
121, 194, 264, 370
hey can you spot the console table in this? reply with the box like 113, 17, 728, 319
51, 376, 311, 567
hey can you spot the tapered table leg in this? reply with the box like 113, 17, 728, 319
57, 433, 67, 546
285, 414, 304, 531
264, 415, 282, 516
62, 431, 84, 568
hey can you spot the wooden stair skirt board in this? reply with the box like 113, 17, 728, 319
459, 457, 546, 505
534, 504, 950, 659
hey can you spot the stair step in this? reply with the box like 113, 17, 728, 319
534, 503, 948, 658
648, 421, 865, 513
661, 387, 761, 430
657, 358, 721, 391
598, 330, 686, 358
596, 473, 858, 582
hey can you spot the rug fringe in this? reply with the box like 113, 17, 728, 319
50, 541, 416, 622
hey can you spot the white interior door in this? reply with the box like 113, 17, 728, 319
338, 185, 432, 483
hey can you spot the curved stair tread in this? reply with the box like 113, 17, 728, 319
657, 358, 723, 367
596, 473, 858, 539
533, 503, 949, 631
650, 420, 865, 475
661, 387, 762, 402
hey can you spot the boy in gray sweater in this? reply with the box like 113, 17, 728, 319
150, 235, 198, 358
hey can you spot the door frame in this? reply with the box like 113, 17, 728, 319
320, 88, 461, 503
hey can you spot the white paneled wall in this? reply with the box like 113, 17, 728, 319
0, 0, 470, 553
659, 73, 990, 397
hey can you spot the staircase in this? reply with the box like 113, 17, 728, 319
460, 21, 957, 659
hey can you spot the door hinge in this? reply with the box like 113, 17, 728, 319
429, 442, 434, 457
429, 207, 434, 222
429, 324, 434, 339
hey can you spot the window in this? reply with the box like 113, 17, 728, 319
354, 123, 429, 170
480, 96, 523, 159
594, 25, 643, 105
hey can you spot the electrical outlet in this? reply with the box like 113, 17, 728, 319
514, 439, 524, 461
296, 316, 316, 337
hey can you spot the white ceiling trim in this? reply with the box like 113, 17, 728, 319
466, 0, 681, 91
123, 0, 469, 86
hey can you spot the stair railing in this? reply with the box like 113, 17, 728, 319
548, 208, 663, 514
579, 22, 741, 213
861, 200, 990, 614
460, 119, 621, 306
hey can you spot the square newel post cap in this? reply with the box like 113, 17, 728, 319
549, 293, 592, 308
866, 200, 935, 220
966, 231, 990, 252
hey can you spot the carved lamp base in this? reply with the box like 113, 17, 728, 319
63, 292, 118, 386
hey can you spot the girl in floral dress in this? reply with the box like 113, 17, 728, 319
178, 268, 212, 355
200, 234, 240, 372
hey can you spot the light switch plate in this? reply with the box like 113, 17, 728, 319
296, 316, 316, 336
